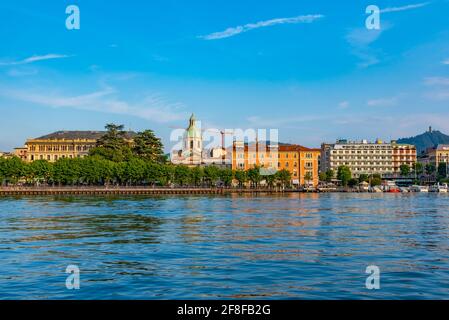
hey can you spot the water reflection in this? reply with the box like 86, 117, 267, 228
0, 193, 448, 299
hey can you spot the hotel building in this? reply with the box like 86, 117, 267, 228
426, 144, 449, 166
232, 141, 320, 187
15, 131, 120, 162
321, 139, 417, 178
392, 143, 417, 173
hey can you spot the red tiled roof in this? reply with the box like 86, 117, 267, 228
233, 142, 319, 152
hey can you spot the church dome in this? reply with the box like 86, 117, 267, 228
186, 113, 201, 138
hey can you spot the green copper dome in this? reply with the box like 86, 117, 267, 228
186, 114, 201, 138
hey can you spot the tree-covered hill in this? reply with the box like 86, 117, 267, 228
397, 128, 449, 154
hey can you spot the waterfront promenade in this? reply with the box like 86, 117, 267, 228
0, 186, 329, 196
0, 186, 225, 196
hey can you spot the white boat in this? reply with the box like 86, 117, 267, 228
429, 183, 448, 193
410, 185, 429, 193
400, 187, 409, 193
371, 186, 383, 193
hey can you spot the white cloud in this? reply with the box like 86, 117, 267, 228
338, 101, 350, 109
0, 54, 71, 66
199, 14, 324, 40
345, 25, 391, 67
246, 114, 328, 128
424, 77, 449, 86
380, 2, 431, 13
6, 67, 39, 77
0, 86, 187, 123
346, 2, 430, 67
443, 59, 449, 65
367, 97, 398, 107
424, 90, 449, 100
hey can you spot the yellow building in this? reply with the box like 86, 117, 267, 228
13, 147, 28, 161
232, 142, 320, 187
23, 131, 105, 162
428, 144, 449, 166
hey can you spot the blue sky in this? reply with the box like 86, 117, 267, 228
1, 0, 449, 151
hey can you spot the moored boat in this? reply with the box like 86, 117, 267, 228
410, 185, 429, 193
429, 183, 448, 193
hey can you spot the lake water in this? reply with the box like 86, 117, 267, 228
0, 193, 448, 299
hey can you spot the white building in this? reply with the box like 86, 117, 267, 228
171, 114, 231, 168
321, 139, 416, 178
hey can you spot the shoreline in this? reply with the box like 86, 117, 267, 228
0, 186, 442, 196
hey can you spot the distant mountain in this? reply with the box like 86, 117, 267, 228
397, 127, 449, 154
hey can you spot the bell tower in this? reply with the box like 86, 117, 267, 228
184, 114, 202, 163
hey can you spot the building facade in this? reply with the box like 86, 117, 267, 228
171, 114, 231, 167
13, 147, 28, 161
23, 131, 105, 162
392, 142, 417, 173
321, 139, 416, 178
426, 144, 449, 166
232, 142, 320, 187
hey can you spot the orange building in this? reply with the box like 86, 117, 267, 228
232, 142, 320, 187
392, 142, 417, 174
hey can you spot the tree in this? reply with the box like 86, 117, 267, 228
234, 170, 247, 188
358, 174, 369, 183
325, 169, 334, 182
124, 158, 146, 185
219, 168, 233, 187
113, 162, 127, 185
304, 171, 313, 186
204, 166, 221, 187
265, 173, 277, 189
145, 162, 163, 186
133, 130, 164, 162
371, 176, 382, 186
247, 166, 262, 188
90, 123, 133, 162
0, 157, 26, 184
337, 166, 352, 186
159, 164, 175, 186
348, 178, 359, 187
276, 169, 291, 189
400, 164, 410, 176
174, 165, 191, 186
29, 160, 53, 185
190, 166, 204, 186
438, 162, 448, 180
425, 163, 436, 176
414, 162, 423, 175
52, 158, 82, 185
319, 172, 327, 182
